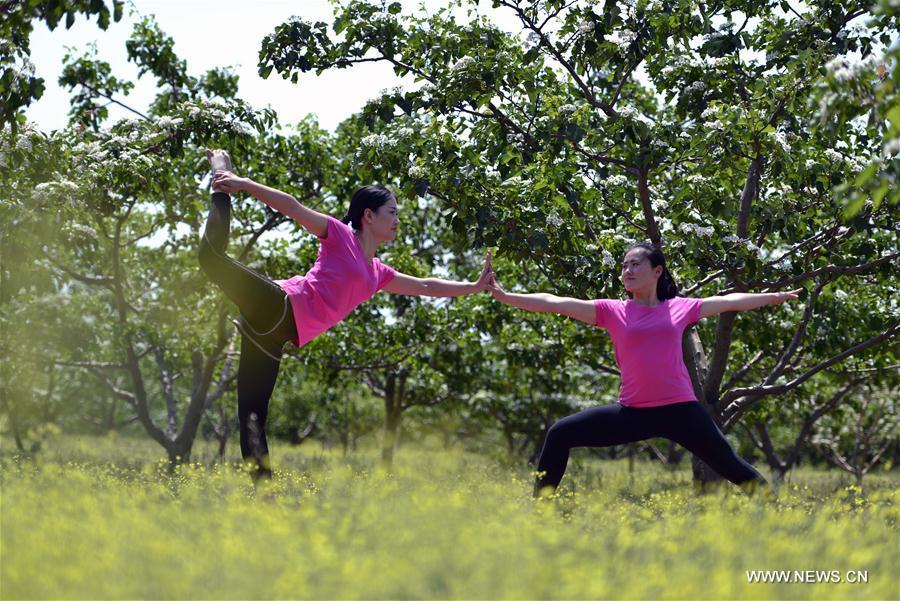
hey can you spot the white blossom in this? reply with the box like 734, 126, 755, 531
833, 289, 849, 301
685, 80, 706, 95
680, 222, 714, 237
0, 151, 6, 168
805, 159, 817, 169
34, 180, 79, 196
701, 106, 719, 119
408, 165, 426, 179
608, 174, 628, 187
685, 173, 706, 185
15, 137, 32, 152
558, 104, 578, 114
705, 56, 729, 68
770, 131, 790, 152
547, 213, 564, 228
705, 120, 726, 131
506, 132, 525, 146
577, 20, 595, 34
824, 148, 845, 163
610, 29, 636, 57
601, 248, 616, 268
618, 105, 638, 119
231, 121, 254, 136
19, 57, 36, 77
451, 56, 476, 71
379, 86, 403, 97
776, 256, 793, 271
67, 224, 97, 240
361, 133, 390, 148
526, 31, 541, 46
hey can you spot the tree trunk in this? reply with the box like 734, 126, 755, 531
217, 429, 228, 461
380, 370, 407, 469
382, 406, 401, 469
682, 326, 726, 484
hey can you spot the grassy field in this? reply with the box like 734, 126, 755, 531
1, 434, 898, 600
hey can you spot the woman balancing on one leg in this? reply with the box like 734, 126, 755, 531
199, 149, 492, 480
486, 242, 802, 496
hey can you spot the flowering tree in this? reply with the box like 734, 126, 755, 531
0, 0, 125, 129
259, 0, 899, 479
0, 14, 293, 463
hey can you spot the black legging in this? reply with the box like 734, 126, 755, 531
198, 192, 296, 479
534, 401, 765, 494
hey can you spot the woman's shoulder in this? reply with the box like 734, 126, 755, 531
319, 215, 354, 243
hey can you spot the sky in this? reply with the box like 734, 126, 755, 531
25, 0, 518, 133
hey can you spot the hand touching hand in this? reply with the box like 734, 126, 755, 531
474, 251, 493, 292
211, 170, 247, 194
485, 269, 508, 302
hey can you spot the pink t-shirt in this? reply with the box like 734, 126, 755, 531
594, 296, 704, 408
277, 216, 396, 347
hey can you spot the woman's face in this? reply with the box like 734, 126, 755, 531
620, 248, 662, 293
365, 198, 400, 241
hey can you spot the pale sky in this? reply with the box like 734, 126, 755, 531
25, 0, 519, 133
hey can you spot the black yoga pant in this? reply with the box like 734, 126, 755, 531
198, 192, 296, 479
535, 401, 766, 493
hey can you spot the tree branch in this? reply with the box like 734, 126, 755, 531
738, 251, 899, 291
497, 0, 614, 115
722, 321, 900, 428
762, 279, 825, 386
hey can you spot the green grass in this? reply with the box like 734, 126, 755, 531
1, 434, 898, 600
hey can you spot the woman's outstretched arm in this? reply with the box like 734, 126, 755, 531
212, 169, 329, 238
383, 253, 493, 298
698, 289, 803, 319
486, 274, 595, 325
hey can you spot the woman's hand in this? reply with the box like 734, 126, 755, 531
212, 170, 248, 194
770, 288, 803, 306
473, 251, 493, 292
485, 271, 508, 303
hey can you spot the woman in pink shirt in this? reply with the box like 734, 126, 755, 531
199, 150, 491, 480
487, 242, 802, 496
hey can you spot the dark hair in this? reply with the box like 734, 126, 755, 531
341, 184, 396, 230
624, 242, 679, 301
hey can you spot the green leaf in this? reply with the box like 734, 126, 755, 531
854, 162, 878, 186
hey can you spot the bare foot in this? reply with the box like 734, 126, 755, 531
205, 148, 233, 174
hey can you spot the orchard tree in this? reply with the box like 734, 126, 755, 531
258, 0, 899, 479
0, 0, 125, 129
1, 16, 320, 464
813, 383, 898, 485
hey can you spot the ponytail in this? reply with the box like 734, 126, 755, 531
625, 242, 679, 300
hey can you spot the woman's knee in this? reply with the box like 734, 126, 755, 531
544, 419, 573, 449
198, 235, 224, 275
